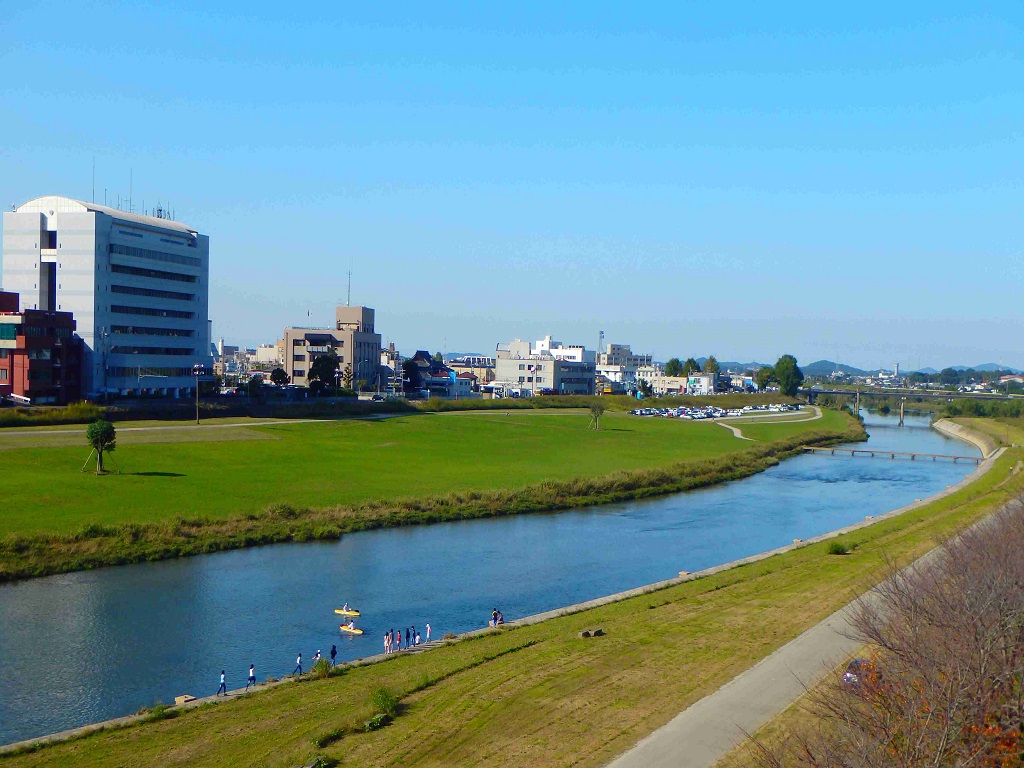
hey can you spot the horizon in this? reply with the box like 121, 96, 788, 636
2, 3, 1021, 370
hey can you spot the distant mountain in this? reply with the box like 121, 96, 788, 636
914, 367, 938, 375
801, 360, 871, 377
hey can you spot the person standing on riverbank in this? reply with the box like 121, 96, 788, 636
216, 670, 226, 696
426, 623, 431, 641
330, 645, 337, 666
293, 653, 302, 675
245, 664, 256, 691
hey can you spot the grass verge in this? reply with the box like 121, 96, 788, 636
0, 422, 1015, 768
0, 414, 860, 581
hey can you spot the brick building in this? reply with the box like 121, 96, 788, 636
0, 291, 82, 404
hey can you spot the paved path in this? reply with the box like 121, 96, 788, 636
716, 405, 822, 441
606, 601, 864, 768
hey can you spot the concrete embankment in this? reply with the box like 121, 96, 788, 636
933, 418, 999, 458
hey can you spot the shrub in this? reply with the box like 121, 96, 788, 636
827, 540, 851, 555
371, 685, 398, 716
310, 658, 331, 679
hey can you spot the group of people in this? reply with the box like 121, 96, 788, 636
217, 644, 342, 696
490, 608, 505, 627
384, 622, 431, 654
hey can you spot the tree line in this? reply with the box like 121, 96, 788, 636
662, 354, 804, 397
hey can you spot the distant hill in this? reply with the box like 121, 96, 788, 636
914, 367, 938, 375
949, 363, 1020, 373
801, 360, 871, 377
695, 358, 769, 372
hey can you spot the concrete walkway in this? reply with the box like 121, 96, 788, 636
606, 601, 864, 768
716, 405, 822, 441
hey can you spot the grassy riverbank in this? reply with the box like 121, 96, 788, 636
0, 408, 857, 581
2, 422, 1018, 768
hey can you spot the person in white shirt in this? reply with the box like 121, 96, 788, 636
426, 623, 431, 641
245, 664, 256, 691
216, 670, 227, 696
293, 653, 302, 675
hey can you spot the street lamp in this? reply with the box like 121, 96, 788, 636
193, 363, 204, 424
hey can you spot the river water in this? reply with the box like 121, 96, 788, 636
0, 411, 980, 745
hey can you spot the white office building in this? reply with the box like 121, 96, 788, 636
1, 195, 211, 398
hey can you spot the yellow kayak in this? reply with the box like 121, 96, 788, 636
334, 608, 361, 617
340, 624, 363, 635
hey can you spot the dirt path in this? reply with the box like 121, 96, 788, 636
716, 405, 822, 440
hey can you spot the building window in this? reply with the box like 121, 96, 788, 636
110, 264, 197, 283
44, 231, 57, 249
293, 354, 305, 362
111, 284, 194, 301
292, 369, 306, 377
111, 305, 195, 319
110, 346, 195, 356
109, 243, 201, 267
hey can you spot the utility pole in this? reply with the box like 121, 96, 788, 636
193, 363, 204, 424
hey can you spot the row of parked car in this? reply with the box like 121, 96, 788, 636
629, 403, 801, 420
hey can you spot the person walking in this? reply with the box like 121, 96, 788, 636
412, 625, 417, 645
426, 623, 431, 641
216, 670, 227, 696
312, 649, 321, 664
330, 645, 337, 667
293, 653, 302, 676
395, 629, 401, 651
406, 627, 411, 648
245, 664, 256, 692
491, 608, 499, 627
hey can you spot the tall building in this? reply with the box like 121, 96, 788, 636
1, 196, 211, 398
283, 305, 381, 389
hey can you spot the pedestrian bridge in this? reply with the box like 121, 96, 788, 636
802, 446, 981, 464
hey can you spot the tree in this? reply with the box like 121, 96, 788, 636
270, 367, 289, 387
682, 358, 701, 375
246, 375, 262, 398
432, 352, 443, 363
589, 401, 606, 430
341, 364, 353, 390
665, 357, 683, 377
85, 420, 116, 475
307, 351, 340, 393
773, 355, 804, 397
637, 378, 653, 397
756, 366, 775, 392
703, 355, 720, 375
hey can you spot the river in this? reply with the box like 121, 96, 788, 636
0, 411, 980, 745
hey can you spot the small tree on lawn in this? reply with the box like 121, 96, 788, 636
589, 402, 606, 430
341, 364, 354, 390
270, 367, 289, 387
86, 420, 116, 475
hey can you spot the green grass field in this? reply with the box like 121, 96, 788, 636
3, 421, 1017, 768
0, 409, 847, 537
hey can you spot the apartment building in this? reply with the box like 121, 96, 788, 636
1, 195, 211, 398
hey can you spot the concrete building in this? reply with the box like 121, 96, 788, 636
595, 343, 654, 390
494, 337, 596, 396
283, 305, 381, 389
0, 290, 83, 404
1, 195, 211, 398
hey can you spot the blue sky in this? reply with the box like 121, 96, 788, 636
1, 2, 1021, 369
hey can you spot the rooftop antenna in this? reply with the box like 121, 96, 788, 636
129, 169, 133, 213
91, 157, 95, 203
346, 269, 352, 306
